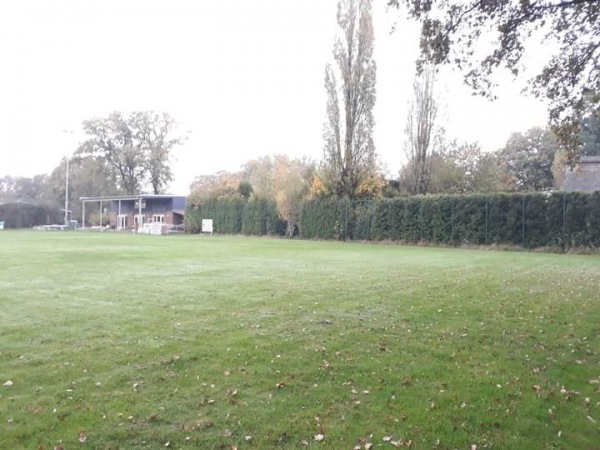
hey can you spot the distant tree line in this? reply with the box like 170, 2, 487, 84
0, 111, 182, 226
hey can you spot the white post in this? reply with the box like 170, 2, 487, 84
82, 200, 86, 229
100, 200, 103, 228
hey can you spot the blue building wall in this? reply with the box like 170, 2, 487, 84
172, 197, 186, 210
110, 197, 186, 214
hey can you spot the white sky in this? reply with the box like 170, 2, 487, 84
0, 0, 549, 194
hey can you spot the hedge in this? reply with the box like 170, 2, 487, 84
0, 202, 62, 229
185, 192, 600, 250
298, 192, 600, 250
185, 197, 285, 236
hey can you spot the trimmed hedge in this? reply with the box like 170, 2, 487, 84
185, 192, 600, 250
185, 197, 285, 236
0, 203, 62, 229
299, 192, 600, 250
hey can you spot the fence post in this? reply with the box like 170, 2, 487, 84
346, 201, 350, 242
389, 200, 393, 241
485, 196, 489, 246
450, 199, 454, 245
522, 194, 526, 248
562, 192, 567, 251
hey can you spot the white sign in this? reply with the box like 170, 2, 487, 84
202, 219, 213, 234
0, 221, 4, 230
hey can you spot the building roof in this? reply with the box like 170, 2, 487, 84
561, 156, 600, 193
80, 194, 186, 201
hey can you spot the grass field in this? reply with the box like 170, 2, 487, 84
0, 231, 598, 449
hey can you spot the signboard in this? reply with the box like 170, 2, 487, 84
202, 219, 213, 234
0, 221, 4, 230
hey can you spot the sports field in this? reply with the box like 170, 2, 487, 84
0, 231, 598, 449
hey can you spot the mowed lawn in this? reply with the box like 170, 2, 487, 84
0, 232, 598, 449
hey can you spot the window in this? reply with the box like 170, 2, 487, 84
134, 214, 145, 225
152, 214, 165, 223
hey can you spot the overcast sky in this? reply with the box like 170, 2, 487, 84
0, 0, 549, 194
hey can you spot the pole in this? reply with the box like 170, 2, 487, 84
522, 195, 526, 248
485, 196, 488, 246
64, 157, 69, 226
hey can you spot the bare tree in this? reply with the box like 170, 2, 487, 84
323, 0, 377, 199
404, 67, 438, 195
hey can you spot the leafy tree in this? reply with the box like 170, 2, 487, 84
551, 148, 569, 188
241, 157, 275, 198
0, 174, 53, 204
189, 171, 243, 203
78, 111, 181, 194
323, 0, 378, 199
238, 181, 253, 199
404, 66, 439, 194
581, 112, 600, 156
499, 127, 559, 192
273, 155, 311, 238
388, 0, 600, 153
46, 156, 119, 221
430, 141, 511, 194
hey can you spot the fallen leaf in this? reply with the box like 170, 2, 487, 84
470, 445, 477, 450
382, 436, 393, 442
31, 407, 42, 414
224, 429, 233, 438
227, 389, 238, 397
79, 431, 87, 444
314, 433, 325, 442
532, 385, 541, 393
587, 415, 596, 424
301, 440, 309, 446
244, 435, 252, 441
3, 380, 13, 387
164, 442, 170, 448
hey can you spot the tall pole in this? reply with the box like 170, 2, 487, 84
62, 129, 74, 227
64, 157, 69, 226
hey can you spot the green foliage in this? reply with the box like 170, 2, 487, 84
499, 127, 558, 192
185, 197, 284, 236
186, 190, 600, 250
237, 180, 253, 199
0, 202, 62, 228
300, 192, 600, 250
242, 197, 284, 236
